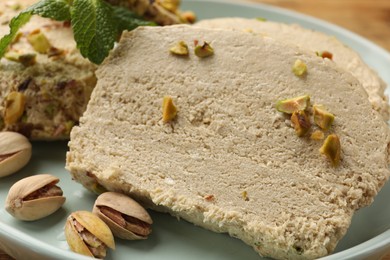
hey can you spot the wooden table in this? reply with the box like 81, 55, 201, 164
1, 0, 389, 259
249, 0, 390, 52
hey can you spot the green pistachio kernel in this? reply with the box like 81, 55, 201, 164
292, 59, 307, 76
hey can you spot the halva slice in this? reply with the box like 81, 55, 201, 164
0, 0, 97, 139
66, 25, 390, 260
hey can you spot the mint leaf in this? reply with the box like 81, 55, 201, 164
0, 0, 71, 58
112, 5, 156, 32
71, 0, 117, 64
0, 12, 32, 58
0, 0, 156, 64
26, 0, 71, 21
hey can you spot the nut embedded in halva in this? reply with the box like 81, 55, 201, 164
93, 192, 153, 240
65, 211, 115, 259
5, 174, 66, 221
0, 131, 32, 178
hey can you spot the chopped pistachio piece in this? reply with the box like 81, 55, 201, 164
316, 51, 333, 60
313, 104, 335, 130
64, 121, 75, 135
4, 92, 26, 125
243, 28, 253, 33
180, 11, 196, 23
291, 110, 311, 137
18, 53, 37, 66
242, 191, 249, 201
319, 134, 341, 167
90, 182, 108, 194
310, 130, 325, 140
292, 59, 307, 76
4, 51, 22, 62
256, 17, 267, 22
159, 0, 180, 12
162, 96, 177, 122
275, 95, 310, 114
5, 51, 36, 66
47, 47, 65, 58
194, 42, 214, 58
169, 41, 189, 56
27, 29, 51, 54
44, 103, 59, 119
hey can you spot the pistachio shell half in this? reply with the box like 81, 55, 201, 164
65, 211, 115, 258
0, 132, 32, 178
5, 174, 65, 221
93, 192, 153, 240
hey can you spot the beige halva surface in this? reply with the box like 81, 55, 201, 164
66, 25, 390, 259
196, 17, 390, 121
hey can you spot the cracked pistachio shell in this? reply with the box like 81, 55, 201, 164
0, 132, 32, 178
93, 192, 152, 240
5, 174, 65, 221
65, 211, 115, 257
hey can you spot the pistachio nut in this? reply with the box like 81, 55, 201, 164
5, 174, 65, 221
0, 132, 32, 178
292, 59, 307, 76
27, 29, 52, 54
319, 134, 341, 167
4, 91, 26, 125
162, 96, 177, 122
159, 0, 180, 12
180, 11, 196, 23
93, 192, 153, 240
275, 95, 310, 114
313, 104, 335, 130
4, 51, 37, 66
194, 41, 214, 58
65, 211, 115, 258
256, 17, 267, 22
310, 130, 325, 141
169, 41, 189, 56
291, 110, 311, 137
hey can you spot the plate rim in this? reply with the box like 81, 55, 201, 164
1, 0, 390, 259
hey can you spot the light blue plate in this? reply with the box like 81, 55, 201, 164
1, 0, 390, 259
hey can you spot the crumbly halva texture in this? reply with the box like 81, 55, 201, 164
195, 17, 390, 121
66, 25, 390, 260
0, 1, 97, 140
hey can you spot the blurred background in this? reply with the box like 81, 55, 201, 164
248, 0, 390, 51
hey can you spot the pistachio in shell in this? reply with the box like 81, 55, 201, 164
5, 174, 65, 221
65, 211, 115, 258
93, 192, 153, 240
0, 131, 32, 178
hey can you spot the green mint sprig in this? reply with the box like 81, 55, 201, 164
0, 0, 155, 64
